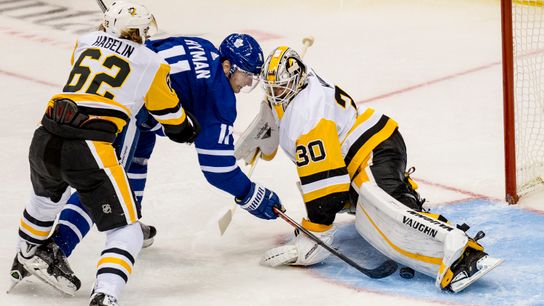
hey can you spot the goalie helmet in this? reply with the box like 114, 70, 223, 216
261, 46, 307, 105
103, 1, 157, 43
219, 33, 264, 75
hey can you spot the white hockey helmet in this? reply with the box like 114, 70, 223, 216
261, 46, 307, 105
103, 1, 157, 43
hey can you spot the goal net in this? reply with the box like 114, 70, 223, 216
502, 0, 544, 203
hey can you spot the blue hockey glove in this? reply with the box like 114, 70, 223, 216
235, 183, 284, 220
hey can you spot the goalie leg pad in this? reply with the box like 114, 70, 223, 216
261, 220, 335, 267
354, 182, 462, 278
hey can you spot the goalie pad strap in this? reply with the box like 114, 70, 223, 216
301, 218, 332, 232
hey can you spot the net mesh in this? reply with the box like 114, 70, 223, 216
512, 0, 544, 196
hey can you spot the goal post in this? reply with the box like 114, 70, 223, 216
501, 0, 544, 204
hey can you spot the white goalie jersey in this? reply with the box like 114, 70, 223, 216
271, 68, 398, 208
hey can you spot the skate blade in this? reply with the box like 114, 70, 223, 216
6, 277, 21, 294
7, 269, 26, 293
142, 237, 154, 248
450, 256, 504, 293
22, 257, 77, 296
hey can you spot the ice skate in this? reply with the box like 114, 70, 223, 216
140, 222, 156, 248
21, 239, 81, 295
447, 248, 503, 293
90, 292, 120, 306
7, 254, 30, 293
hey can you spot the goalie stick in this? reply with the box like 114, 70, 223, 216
217, 36, 315, 235
273, 207, 398, 279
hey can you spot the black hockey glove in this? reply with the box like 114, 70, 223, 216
163, 111, 201, 144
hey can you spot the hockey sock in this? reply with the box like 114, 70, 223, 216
95, 222, 143, 300
51, 193, 93, 257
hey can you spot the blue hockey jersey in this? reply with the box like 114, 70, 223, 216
146, 37, 251, 199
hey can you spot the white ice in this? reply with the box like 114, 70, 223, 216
0, 0, 542, 305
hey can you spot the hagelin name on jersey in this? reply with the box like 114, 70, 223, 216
402, 211, 453, 238
92, 36, 135, 58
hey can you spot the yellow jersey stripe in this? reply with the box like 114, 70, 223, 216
341, 108, 375, 145
351, 156, 371, 189
303, 183, 351, 203
346, 119, 398, 177
108, 165, 137, 223
51, 93, 130, 115
90, 141, 119, 168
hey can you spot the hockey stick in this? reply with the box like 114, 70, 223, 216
272, 207, 398, 279
96, 0, 107, 12
217, 36, 315, 235
217, 153, 260, 235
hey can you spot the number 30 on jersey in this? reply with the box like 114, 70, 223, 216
296, 140, 326, 167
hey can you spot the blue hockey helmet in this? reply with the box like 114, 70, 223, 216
219, 33, 264, 76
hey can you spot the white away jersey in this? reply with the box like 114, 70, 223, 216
272, 69, 398, 205
48, 31, 185, 133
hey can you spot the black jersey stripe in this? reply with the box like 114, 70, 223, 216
101, 247, 135, 264
147, 102, 181, 116
97, 267, 128, 283
77, 106, 130, 122
23, 209, 54, 227
300, 167, 348, 186
344, 115, 389, 166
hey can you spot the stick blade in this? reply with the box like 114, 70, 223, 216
218, 210, 233, 236
366, 260, 398, 279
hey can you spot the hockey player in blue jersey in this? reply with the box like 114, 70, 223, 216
9, 33, 284, 293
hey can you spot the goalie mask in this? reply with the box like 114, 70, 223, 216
103, 1, 158, 43
261, 46, 307, 105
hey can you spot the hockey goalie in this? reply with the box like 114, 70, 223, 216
235, 46, 502, 292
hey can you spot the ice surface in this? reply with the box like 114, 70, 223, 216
1, 0, 542, 305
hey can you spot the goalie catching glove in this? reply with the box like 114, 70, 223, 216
235, 183, 284, 220
234, 100, 279, 164
261, 219, 336, 266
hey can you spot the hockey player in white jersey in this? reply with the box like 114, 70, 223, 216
247, 46, 502, 292
10, 2, 198, 306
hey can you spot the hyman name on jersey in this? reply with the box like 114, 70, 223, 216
402, 210, 453, 238
92, 36, 135, 58
185, 39, 210, 79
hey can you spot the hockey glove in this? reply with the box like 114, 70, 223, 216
163, 111, 201, 144
261, 219, 336, 266
235, 183, 284, 220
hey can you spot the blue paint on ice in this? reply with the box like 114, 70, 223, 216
311, 199, 544, 306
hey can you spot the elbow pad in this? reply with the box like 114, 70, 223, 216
164, 111, 201, 144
